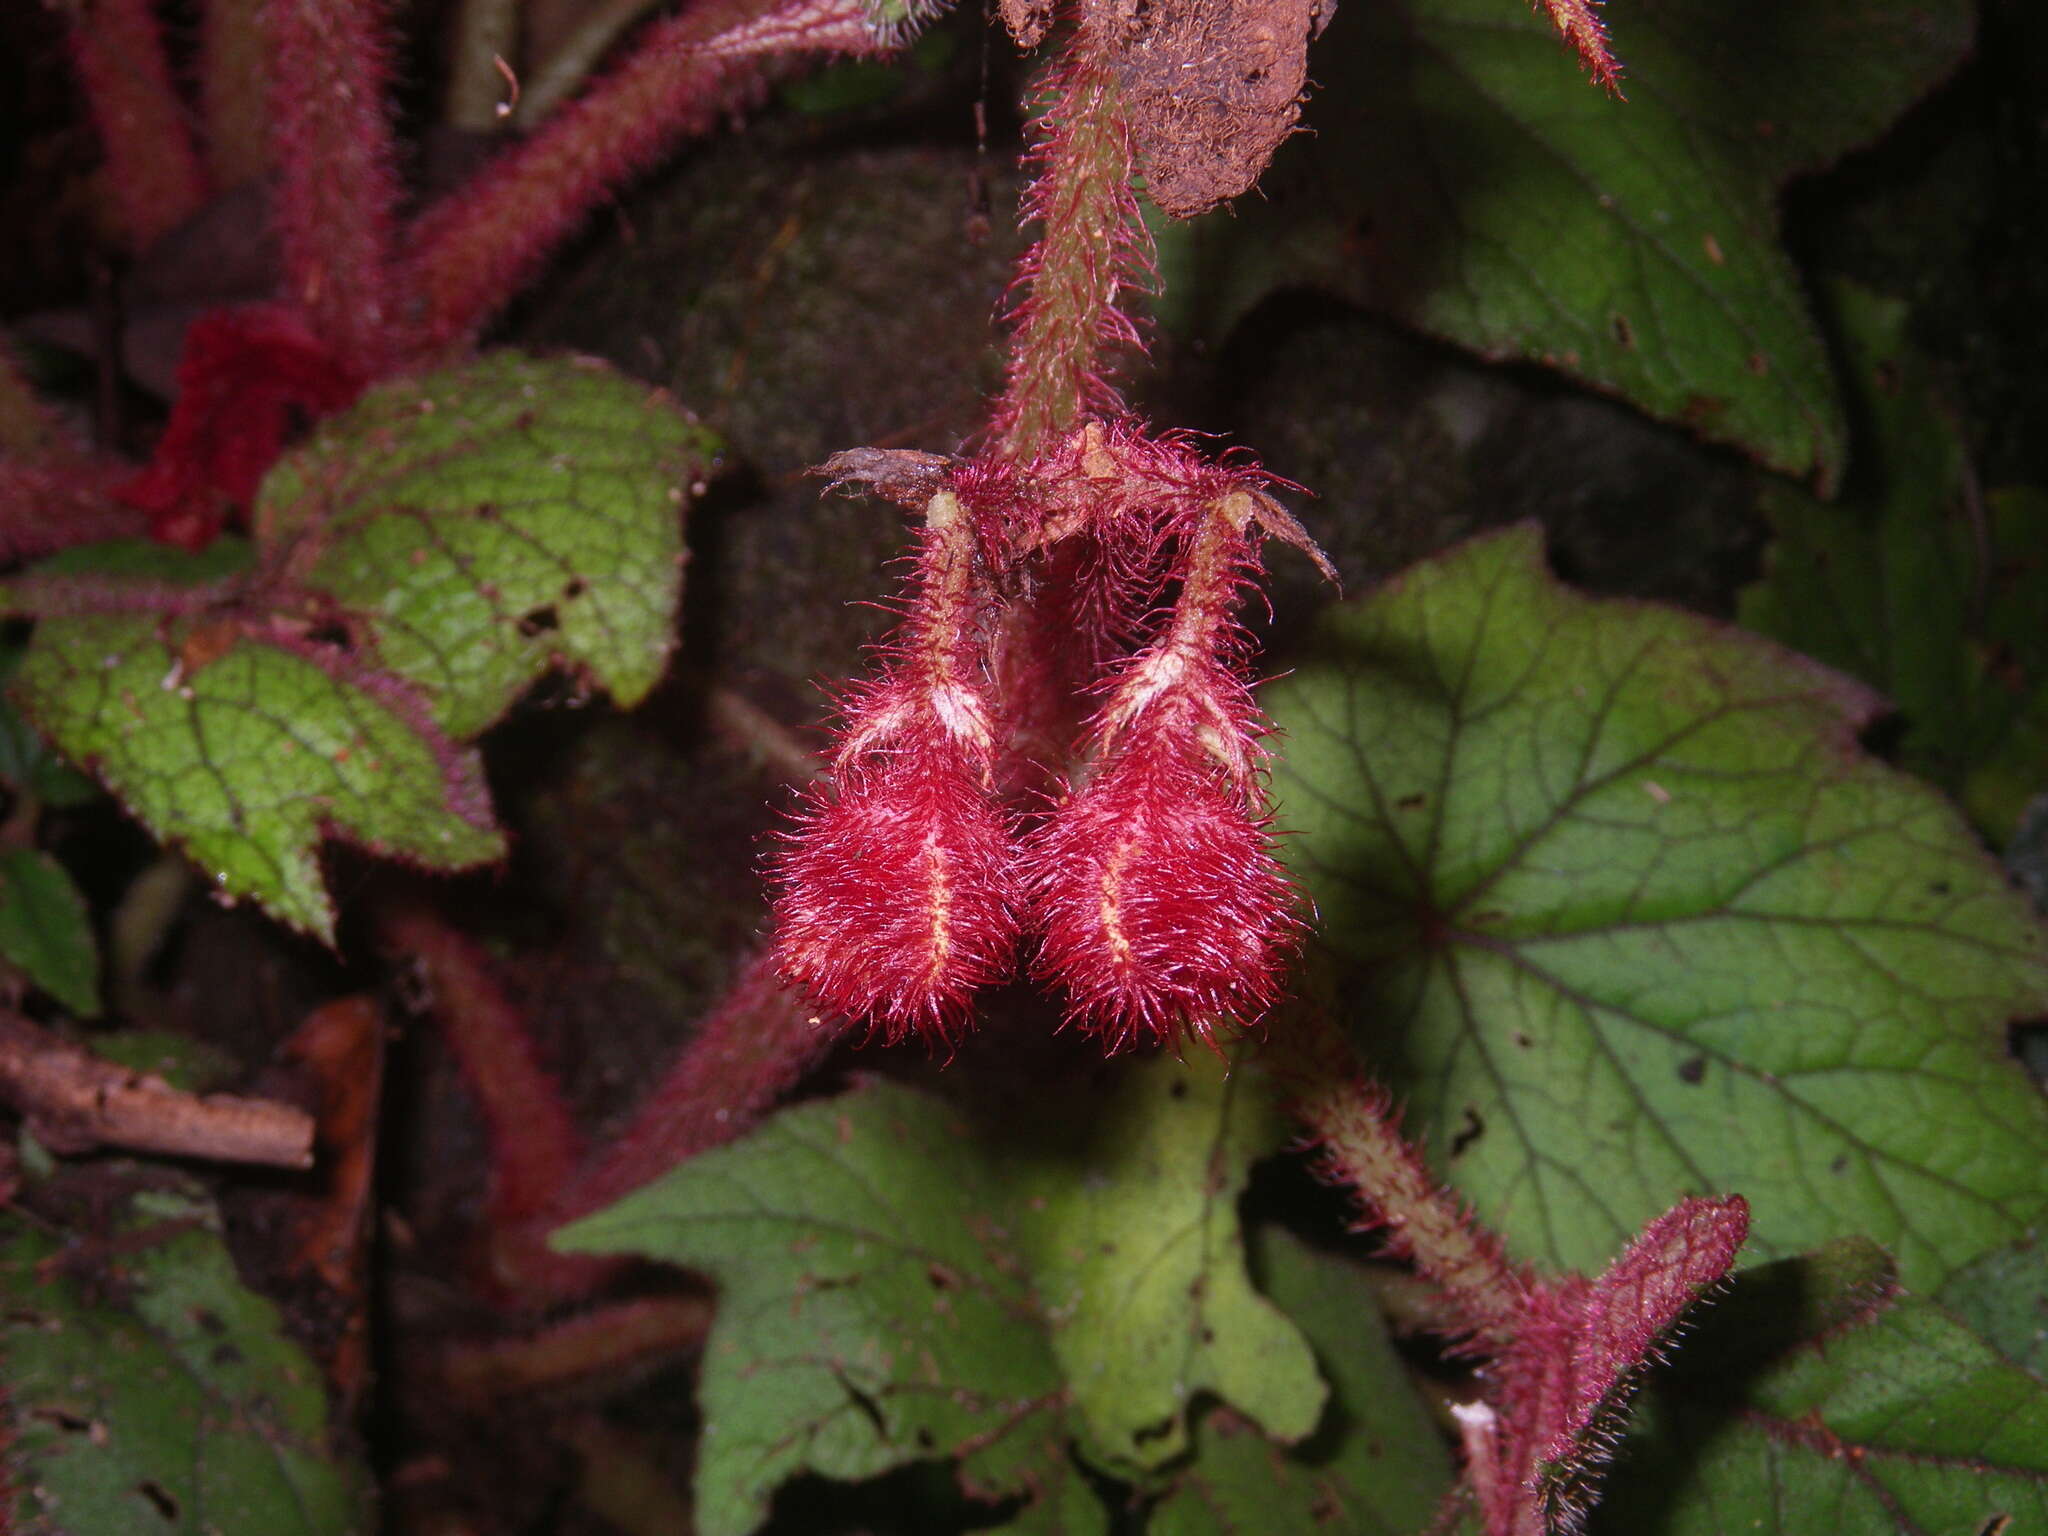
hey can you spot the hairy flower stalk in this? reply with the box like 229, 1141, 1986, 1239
262, 0, 408, 375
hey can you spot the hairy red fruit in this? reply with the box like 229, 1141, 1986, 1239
1026, 732, 1295, 1049
118, 307, 360, 550
773, 749, 1021, 1042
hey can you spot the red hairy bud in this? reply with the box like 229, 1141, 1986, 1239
770, 487, 1022, 1043
1025, 731, 1297, 1049
772, 747, 1021, 1043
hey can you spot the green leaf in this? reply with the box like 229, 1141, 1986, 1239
11, 611, 503, 942
82, 1028, 242, 1093
1004, 1052, 1322, 1474
0, 844, 100, 1014
1267, 523, 2048, 1292
1935, 1232, 2048, 1381
2, 352, 712, 939
1594, 1240, 2048, 1534
1738, 283, 2048, 843
557, 1055, 1325, 1535
1, 1173, 371, 1535
1151, 1229, 1455, 1536
255, 352, 714, 739
556, 1075, 1066, 1536
0, 649, 99, 809
1164, 0, 1971, 485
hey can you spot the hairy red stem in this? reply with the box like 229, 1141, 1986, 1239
1270, 1007, 1530, 1343
63, 0, 208, 249
552, 948, 846, 1225
404, 0, 879, 355
261, 0, 408, 375
374, 901, 605, 1303
989, 36, 1152, 459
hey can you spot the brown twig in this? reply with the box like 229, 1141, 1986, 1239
705, 685, 820, 783
0, 1011, 313, 1168
441, 1294, 713, 1405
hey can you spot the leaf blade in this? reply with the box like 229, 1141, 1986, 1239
1168, 0, 1972, 483
1, 1178, 371, 1536
257, 352, 714, 738
12, 613, 503, 941
1270, 524, 2048, 1291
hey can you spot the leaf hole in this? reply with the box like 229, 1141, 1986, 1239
305, 619, 353, 652
1676, 1056, 1706, 1085
136, 1480, 179, 1521
832, 1370, 887, 1435
1450, 1108, 1484, 1157
1132, 1416, 1177, 1446
518, 607, 560, 638
1169, 1079, 1189, 1099
1609, 313, 1635, 349
1512, 1032, 1533, 1049
1395, 792, 1426, 811
562, 578, 587, 600
926, 1262, 960, 1291
2009, 1020, 2048, 1088
32, 1407, 92, 1435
